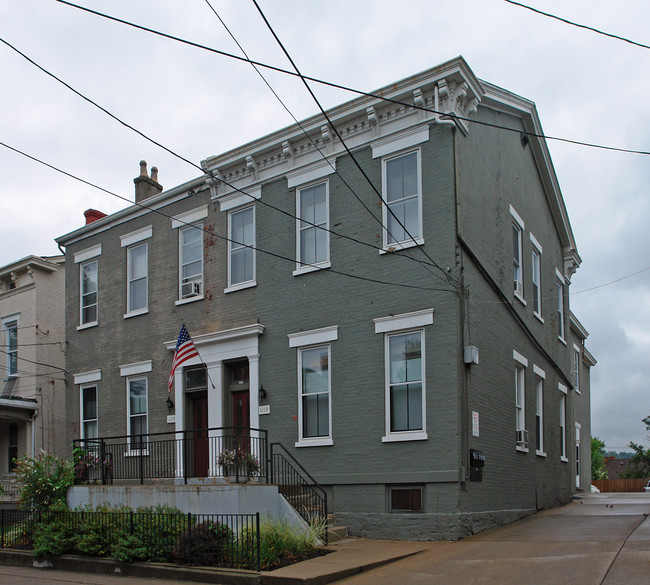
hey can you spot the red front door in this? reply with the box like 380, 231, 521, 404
192, 393, 209, 477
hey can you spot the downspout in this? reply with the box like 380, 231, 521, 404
434, 84, 457, 129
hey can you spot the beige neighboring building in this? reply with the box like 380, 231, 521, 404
0, 255, 66, 477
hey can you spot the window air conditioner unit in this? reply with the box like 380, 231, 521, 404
516, 429, 529, 446
181, 281, 201, 298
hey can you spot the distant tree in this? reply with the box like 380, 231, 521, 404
604, 451, 634, 459
591, 437, 607, 480
621, 442, 650, 478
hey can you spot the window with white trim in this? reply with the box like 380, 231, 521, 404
514, 350, 528, 450
179, 225, 203, 299
557, 274, 565, 341
296, 181, 329, 272
4, 320, 18, 376
573, 346, 581, 394
7, 423, 17, 472
80, 260, 98, 326
299, 345, 331, 441
383, 150, 422, 248
559, 385, 568, 461
228, 206, 255, 288
510, 206, 525, 301
535, 378, 544, 455
531, 242, 542, 318
288, 326, 337, 446
127, 376, 148, 449
81, 385, 98, 441
127, 242, 148, 314
387, 330, 424, 434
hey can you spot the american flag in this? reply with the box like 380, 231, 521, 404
168, 324, 199, 392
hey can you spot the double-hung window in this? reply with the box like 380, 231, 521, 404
228, 206, 255, 289
296, 181, 329, 273
74, 244, 101, 328
80, 260, 98, 326
288, 326, 337, 447
128, 376, 148, 450
533, 365, 545, 456
179, 225, 203, 298
559, 384, 568, 461
511, 206, 525, 301
121, 226, 152, 317
530, 234, 542, 319
81, 385, 98, 441
383, 150, 422, 248
514, 350, 528, 450
5, 320, 18, 376
556, 270, 566, 341
375, 309, 433, 442
573, 345, 581, 394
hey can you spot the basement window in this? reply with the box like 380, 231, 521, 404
388, 485, 424, 513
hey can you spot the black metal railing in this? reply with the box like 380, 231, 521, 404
270, 443, 328, 543
73, 427, 269, 485
0, 508, 260, 570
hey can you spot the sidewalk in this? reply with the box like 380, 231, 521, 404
0, 493, 648, 585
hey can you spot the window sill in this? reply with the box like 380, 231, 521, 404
533, 312, 544, 324
175, 295, 204, 306
293, 262, 331, 276
295, 438, 333, 447
225, 281, 257, 294
515, 445, 529, 453
382, 431, 428, 443
514, 290, 527, 306
560, 456, 569, 463
536, 450, 547, 457
77, 321, 98, 331
123, 308, 148, 319
379, 237, 424, 254
124, 450, 149, 457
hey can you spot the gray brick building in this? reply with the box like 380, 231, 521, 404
56, 57, 594, 539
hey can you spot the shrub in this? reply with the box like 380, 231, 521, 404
14, 452, 75, 511
173, 521, 234, 566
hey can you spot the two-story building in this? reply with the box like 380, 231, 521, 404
0, 255, 66, 480
56, 57, 594, 539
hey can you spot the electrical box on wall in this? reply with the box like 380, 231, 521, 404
464, 346, 479, 365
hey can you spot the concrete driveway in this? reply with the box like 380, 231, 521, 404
333, 493, 650, 585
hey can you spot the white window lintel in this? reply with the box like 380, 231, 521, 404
120, 225, 153, 248
529, 232, 543, 253
171, 205, 208, 229
74, 369, 102, 385
120, 360, 153, 377
533, 364, 546, 379
371, 125, 430, 159
558, 383, 568, 395
374, 308, 434, 334
510, 205, 525, 229
218, 185, 262, 212
513, 350, 528, 367
287, 160, 335, 189
74, 244, 102, 264
288, 325, 338, 348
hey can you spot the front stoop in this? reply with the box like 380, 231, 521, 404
326, 514, 349, 543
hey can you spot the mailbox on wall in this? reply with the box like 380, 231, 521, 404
469, 449, 485, 482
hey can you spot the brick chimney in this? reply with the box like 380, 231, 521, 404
84, 209, 107, 225
134, 160, 163, 203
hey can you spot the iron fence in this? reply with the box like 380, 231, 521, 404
73, 426, 268, 485
0, 508, 260, 570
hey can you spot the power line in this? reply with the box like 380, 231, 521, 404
0, 140, 455, 295
503, 0, 650, 50
201, 0, 451, 287
0, 347, 66, 373
0, 36, 455, 288
52, 0, 650, 156
249, 0, 457, 288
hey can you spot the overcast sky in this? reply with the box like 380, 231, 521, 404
1, 0, 648, 452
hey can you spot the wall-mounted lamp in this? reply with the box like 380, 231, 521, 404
166, 396, 174, 413
259, 385, 267, 401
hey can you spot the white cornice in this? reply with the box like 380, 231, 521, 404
164, 323, 265, 351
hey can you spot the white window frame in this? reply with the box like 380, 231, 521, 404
511, 206, 525, 304
530, 234, 542, 321
559, 384, 568, 462
575, 422, 582, 489
177, 224, 204, 302
2, 316, 19, 377
381, 148, 423, 251
573, 344, 581, 394
125, 242, 148, 317
294, 180, 330, 276
288, 326, 337, 447
556, 269, 566, 343
80, 384, 98, 441
514, 350, 528, 452
533, 365, 546, 457
79, 259, 99, 328
126, 375, 149, 453
226, 205, 256, 292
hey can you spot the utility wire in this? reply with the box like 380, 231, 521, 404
250, 0, 457, 287
0, 35, 454, 287
0, 347, 67, 373
0, 140, 455, 294
51, 0, 650, 156
503, 0, 650, 50
202, 0, 449, 285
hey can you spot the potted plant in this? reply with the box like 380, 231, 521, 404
217, 449, 260, 480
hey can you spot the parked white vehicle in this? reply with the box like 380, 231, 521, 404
591, 485, 600, 493
644, 480, 650, 493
